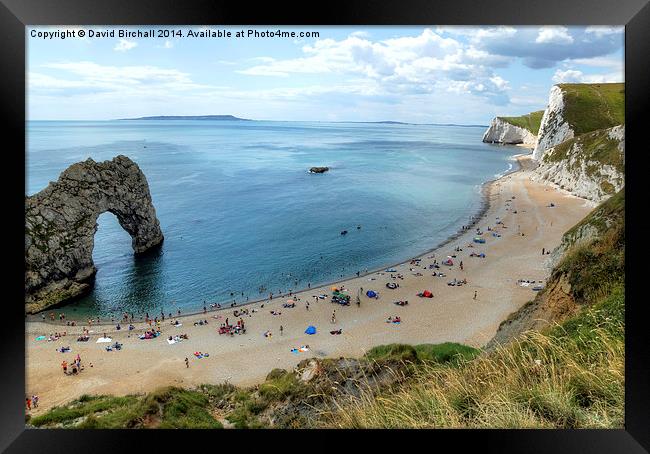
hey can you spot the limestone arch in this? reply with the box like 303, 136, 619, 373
25, 155, 164, 313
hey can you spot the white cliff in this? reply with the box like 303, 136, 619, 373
532, 86, 575, 161
531, 125, 624, 204
482, 117, 537, 145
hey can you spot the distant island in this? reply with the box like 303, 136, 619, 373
118, 115, 252, 121
114, 116, 487, 127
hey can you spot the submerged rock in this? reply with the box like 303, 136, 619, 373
25, 155, 164, 313
309, 167, 329, 174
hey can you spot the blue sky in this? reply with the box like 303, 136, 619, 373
27, 26, 624, 124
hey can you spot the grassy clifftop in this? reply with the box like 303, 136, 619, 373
498, 110, 545, 134
558, 83, 624, 135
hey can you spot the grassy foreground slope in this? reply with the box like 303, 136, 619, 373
27, 343, 476, 429
558, 83, 625, 135
498, 110, 545, 134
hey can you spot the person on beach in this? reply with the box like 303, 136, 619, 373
26, 397, 31, 411
331, 311, 336, 324
61, 360, 68, 375
185, 357, 189, 368
542, 247, 545, 255
32, 395, 39, 408
460, 261, 464, 271
280, 325, 284, 336
473, 291, 477, 300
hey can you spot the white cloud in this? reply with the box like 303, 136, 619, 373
236, 29, 511, 104
471, 27, 517, 42
566, 56, 622, 69
114, 39, 137, 52
32, 62, 211, 96
552, 68, 623, 84
535, 27, 574, 45
585, 26, 622, 38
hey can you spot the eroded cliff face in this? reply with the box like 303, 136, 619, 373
25, 155, 164, 313
532, 86, 575, 161
531, 125, 624, 204
482, 117, 537, 145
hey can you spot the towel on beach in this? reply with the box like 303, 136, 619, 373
96, 337, 112, 343
35, 336, 46, 341
167, 338, 177, 344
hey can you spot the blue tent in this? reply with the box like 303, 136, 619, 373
366, 290, 377, 298
305, 325, 317, 335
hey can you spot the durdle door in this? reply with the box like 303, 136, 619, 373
25, 155, 164, 313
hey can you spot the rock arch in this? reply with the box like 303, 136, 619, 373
25, 155, 164, 313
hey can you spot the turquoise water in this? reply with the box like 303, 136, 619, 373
27, 120, 515, 318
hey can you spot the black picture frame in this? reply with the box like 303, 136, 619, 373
2, 0, 648, 451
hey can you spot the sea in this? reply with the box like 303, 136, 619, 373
27, 120, 517, 318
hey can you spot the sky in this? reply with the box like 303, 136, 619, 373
27, 26, 624, 124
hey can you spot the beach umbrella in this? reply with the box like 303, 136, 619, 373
305, 326, 317, 335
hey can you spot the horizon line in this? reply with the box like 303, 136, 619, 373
28, 117, 490, 128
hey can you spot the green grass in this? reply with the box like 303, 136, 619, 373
31, 388, 223, 429
564, 188, 624, 239
498, 110, 545, 134
146, 387, 222, 429
29, 395, 139, 427
364, 343, 479, 366
258, 370, 307, 401
558, 83, 624, 135
556, 191, 624, 303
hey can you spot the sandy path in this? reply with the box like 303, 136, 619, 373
25, 155, 593, 413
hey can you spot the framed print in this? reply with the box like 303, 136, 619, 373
1, 0, 648, 451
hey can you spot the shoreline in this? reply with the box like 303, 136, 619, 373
27, 152, 526, 327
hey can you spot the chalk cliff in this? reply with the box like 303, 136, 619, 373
482, 117, 537, 145
532, 86, 575, 160
25, 155, 164, 313
532, 125, 624, 204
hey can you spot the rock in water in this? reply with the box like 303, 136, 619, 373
309, 167, 329, 173
25, 155, 164, 313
